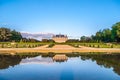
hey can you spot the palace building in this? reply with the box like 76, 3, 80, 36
52, 34, 68, 43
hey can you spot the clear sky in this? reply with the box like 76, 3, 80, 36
0, 0, 120, 38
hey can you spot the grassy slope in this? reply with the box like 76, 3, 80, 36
0, 42, 120, 48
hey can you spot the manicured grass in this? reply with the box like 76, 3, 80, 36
68, 44, 79, 48
67, 42, 120, 48
0, 42, 49, 48
0, 42, 120, 48
47, 43, 55, 48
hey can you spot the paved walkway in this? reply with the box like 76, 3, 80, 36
52, 44, 75, 49
0, 44, 120, 54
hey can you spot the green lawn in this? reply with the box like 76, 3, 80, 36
0, 42, 120, 48
67, 43, 120, 48
0, 42, 51, 48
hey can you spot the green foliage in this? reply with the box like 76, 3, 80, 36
69, 44, 79, 48
11, 30, 22, 42
0, 42, 45, 48
111, 45, 113, 48
80, 22, 120, 43
42, 39, 55, 43
97, 45, 100, 48
66, 39, 79, 43
67, 43, 120, 48
48, 43, 55, 48
0, 27, 12, 41
0, 27, 22, 42
111, 22, 120, 42
80, 36, 92, 42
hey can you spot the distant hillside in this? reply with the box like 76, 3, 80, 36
21, 32, 54, 41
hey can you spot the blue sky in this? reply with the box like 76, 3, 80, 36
0, 0, 120, 38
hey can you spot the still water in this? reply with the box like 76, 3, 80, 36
0, 53, 120, 80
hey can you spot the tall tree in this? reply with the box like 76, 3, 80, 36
95, 30, 102, 42
102, 29, 112, 42
0, 27, 12, 41
0, 27, 22, 42
11, 30, 22, 42
111, 22, 120, 42
80, 36, 86, 42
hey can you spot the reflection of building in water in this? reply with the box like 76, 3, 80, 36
53, 54, 68, 62
52, 34, 68, 43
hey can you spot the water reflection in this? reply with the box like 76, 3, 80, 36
21, 56, 53, 65
0, 53, 120, 76
80, 54, 120, 76
53, 54, 68, 62
0, 54, 39, 69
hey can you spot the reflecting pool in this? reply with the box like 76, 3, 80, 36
0, 53, 120, 80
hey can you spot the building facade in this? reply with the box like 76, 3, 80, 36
52, 34, 68, 43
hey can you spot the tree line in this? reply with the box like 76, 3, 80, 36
0, 27, 22, 42
80, 22, 120, 43
1, 22, 120, 43
0, 27, 42, 42
0, 27, 54, 42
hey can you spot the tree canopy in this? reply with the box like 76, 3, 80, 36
80, 22, 120, 43
0, 27, 22, 42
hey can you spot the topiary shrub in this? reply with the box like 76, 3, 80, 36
111, 45, 113, 48
98, 45, 100, 48
1, 44, 4, 48
48, 44, 54, 48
